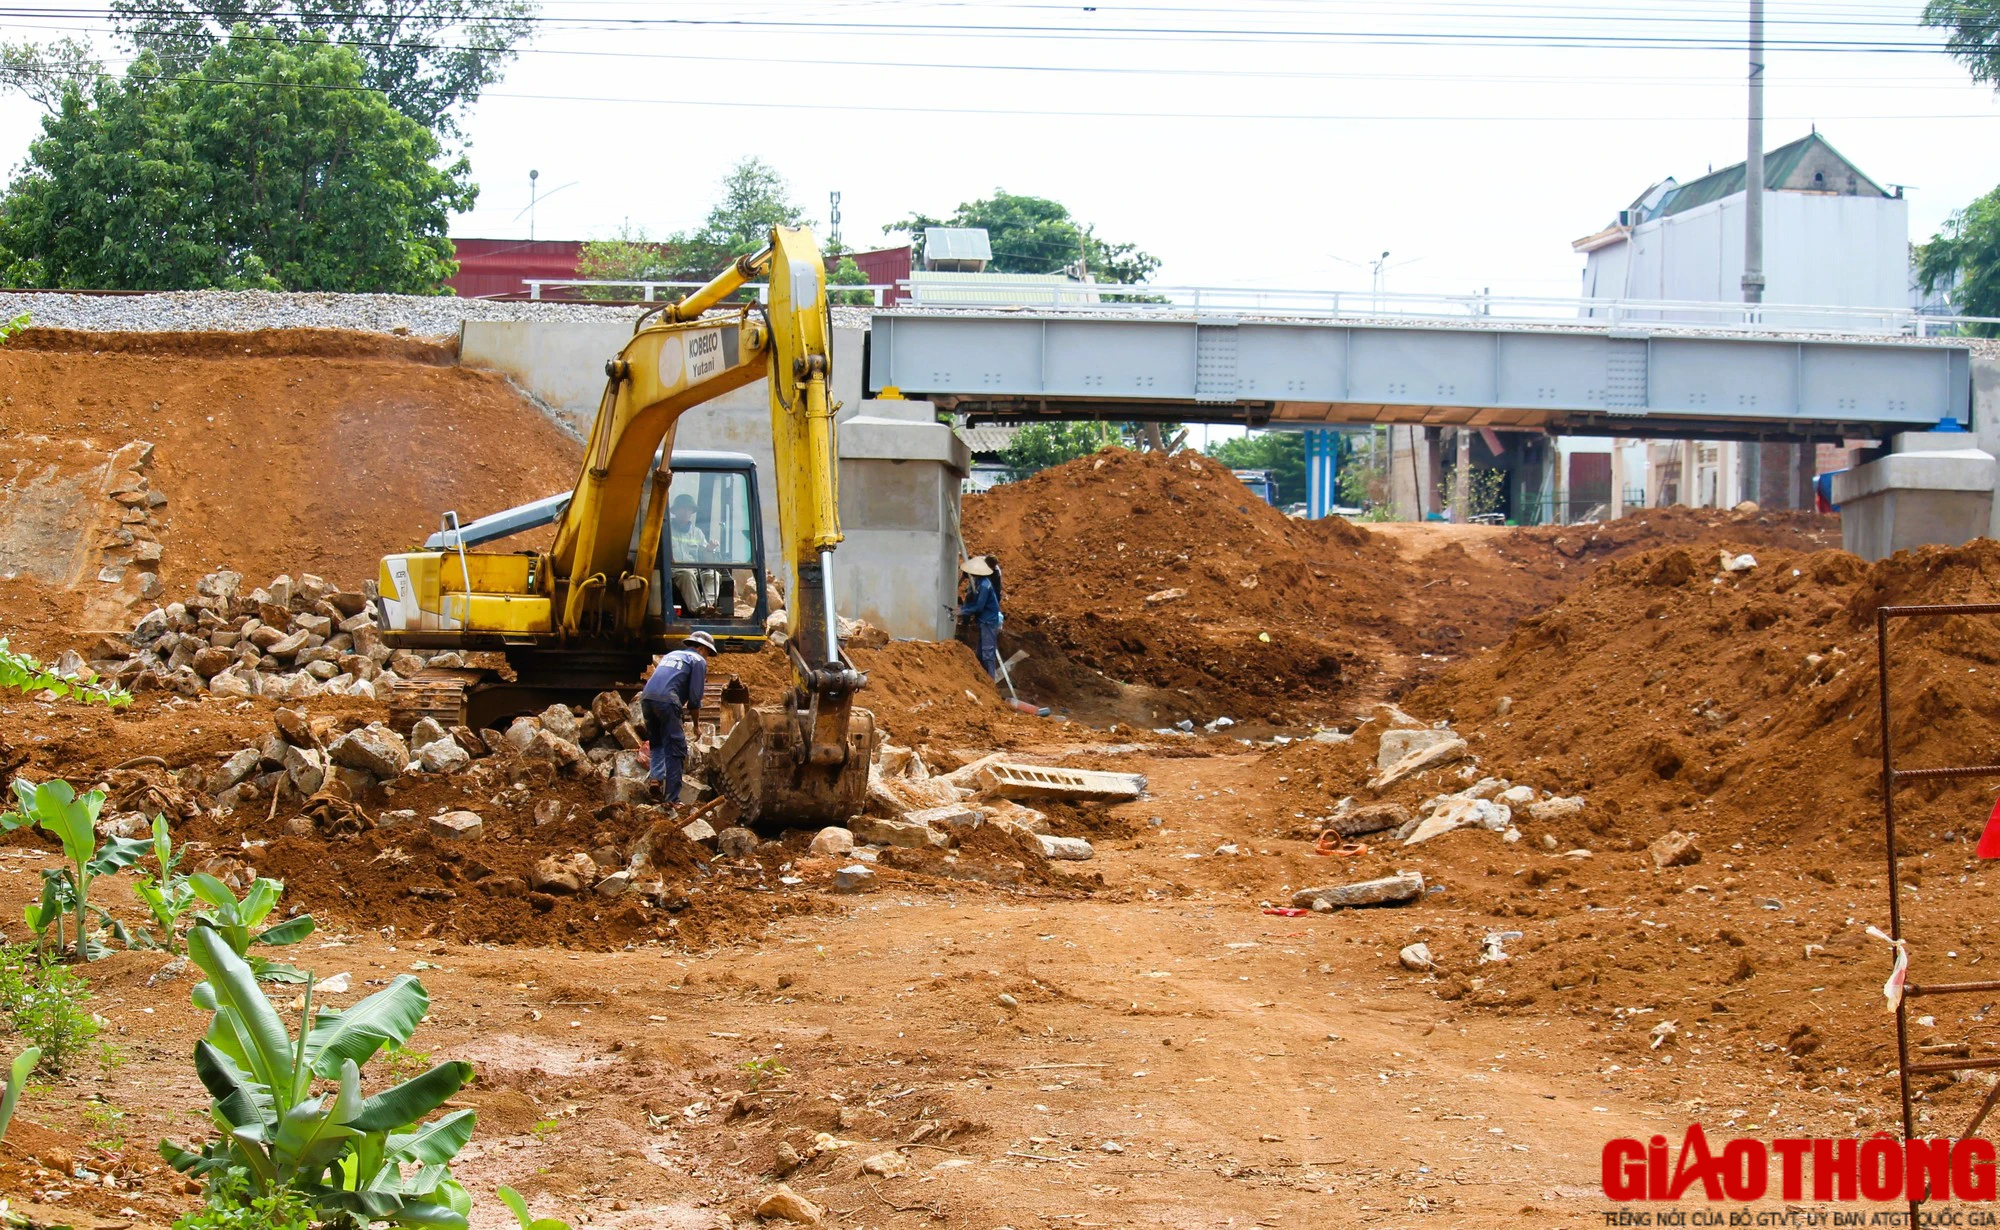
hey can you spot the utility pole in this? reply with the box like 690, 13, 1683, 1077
1741, 0, 1768, 507
828, 190, 842, 252
1742, 0, 1765, 308
528, 169, 539, 241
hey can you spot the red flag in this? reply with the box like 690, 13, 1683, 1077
1978, 797, 2000, 858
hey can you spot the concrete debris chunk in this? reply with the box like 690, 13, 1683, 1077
681, 818, 718, 847
1404, 797, 1511, 846
809, 826, 854, 857
1037, 834, 1094, 861
939, 752, 1011, 790
974, 762, 1145, 802
1292, 871, 1425, 911
503, 717, 541, 754
1375, 728, 1460, 771
330, 723, 410, 779
984, 799, 1051, 836
868, 773, 964, 815
408, 717, 450, 751
1721, 551, 1758, 573
853, 815, 948, 850
1399, 942, 1435, 971
1500, 784, 1537, 806
531, 852, 595, 895
1649, 829, 1703, 869
417, 739, 471, 775
1143, 587, 1188, 605
832, 863, 876, 893
1370, 737, 1468, 790
861, 1151, 910, 1177
210, 747, 261, 794
283, 744, 326, 796
1329, 802, 1410, 838
716, 826, 759, 858
901, 803, 983, 837
538, 703, 581, 743
429, 810, 483, 840
1528, 796, 1587, 823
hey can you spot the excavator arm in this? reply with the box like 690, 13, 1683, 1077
380, 225, 873, 825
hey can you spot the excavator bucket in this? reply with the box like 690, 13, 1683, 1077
709, 705, 876, 831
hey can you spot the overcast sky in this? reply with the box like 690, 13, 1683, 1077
2, 0, 1998, 299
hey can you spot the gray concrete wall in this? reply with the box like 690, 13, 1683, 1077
458, 320, 963, 640
1973, 355, 2000, 541
1830, 432, 1997, 561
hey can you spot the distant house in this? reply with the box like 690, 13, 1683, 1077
1546, 132, 1905, 516
1572, 131, 1908, 324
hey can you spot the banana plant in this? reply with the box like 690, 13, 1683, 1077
0, 1047, 41, 1144
187, 875, 316, 981
131, 817, 196, 953
498, 1187, 572, 1230
4, 780, 151, 961
161, 927, 475, 1226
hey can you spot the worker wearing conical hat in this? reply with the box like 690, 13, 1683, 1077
959, 555, 1003, 680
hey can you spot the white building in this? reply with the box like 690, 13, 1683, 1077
1560, 132, 1905, 514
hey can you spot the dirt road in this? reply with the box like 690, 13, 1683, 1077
0, 736, 1877, 1230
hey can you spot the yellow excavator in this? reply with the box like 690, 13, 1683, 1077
374, 226, 874, 825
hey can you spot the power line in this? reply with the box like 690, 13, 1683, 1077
0, 4, 1973, 53
3, 15, 1990, 88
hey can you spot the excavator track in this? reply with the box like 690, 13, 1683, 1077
386, 669, 483, 733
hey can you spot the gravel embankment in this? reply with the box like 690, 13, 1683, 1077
0, 290, 665, 336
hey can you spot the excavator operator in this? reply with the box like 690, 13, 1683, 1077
670, 494, 717, 614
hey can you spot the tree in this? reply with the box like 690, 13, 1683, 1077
572, 158, 812, 298
1923, 1, 2000, 87
1916, 187, 2000, 334
1000, 423, 1121, 476
107, 0, 535, 137
702, 157, 808, 254
0, 31, 473, 293
887, 190, 1160, 285
1205, 431, 1306, 506
829, 255, 872, 306
0, 37, 99, 112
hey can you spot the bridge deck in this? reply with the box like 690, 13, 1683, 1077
866, 311, 1975, 440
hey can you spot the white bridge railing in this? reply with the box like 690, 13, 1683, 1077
516, 275, 2000, 339
520, 278, 895, 305
892, 278, 2000, 338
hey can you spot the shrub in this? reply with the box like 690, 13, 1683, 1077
0, 945, 98, 1075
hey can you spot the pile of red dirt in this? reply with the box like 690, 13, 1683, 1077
961, 447, 1839, 725
1410, 539, 2000, 853
963, 449, 1402, 725
0, 328, 582, 645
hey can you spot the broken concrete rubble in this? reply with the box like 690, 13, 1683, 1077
1370, 736, 1469, 789
1649, 830, 1702, 869
1403, 797, 1511, 846
974, 762, 1145, 802
1292, 871, 1425, 910
853, 815, 948, 850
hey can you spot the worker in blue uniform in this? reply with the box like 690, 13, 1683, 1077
959, 556, 1003, 680
639, 629, 716, 802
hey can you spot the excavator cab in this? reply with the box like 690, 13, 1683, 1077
650, 451, 768, 640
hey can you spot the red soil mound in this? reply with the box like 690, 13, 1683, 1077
962, 447, 1839, 725
1, 328, 581, 640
